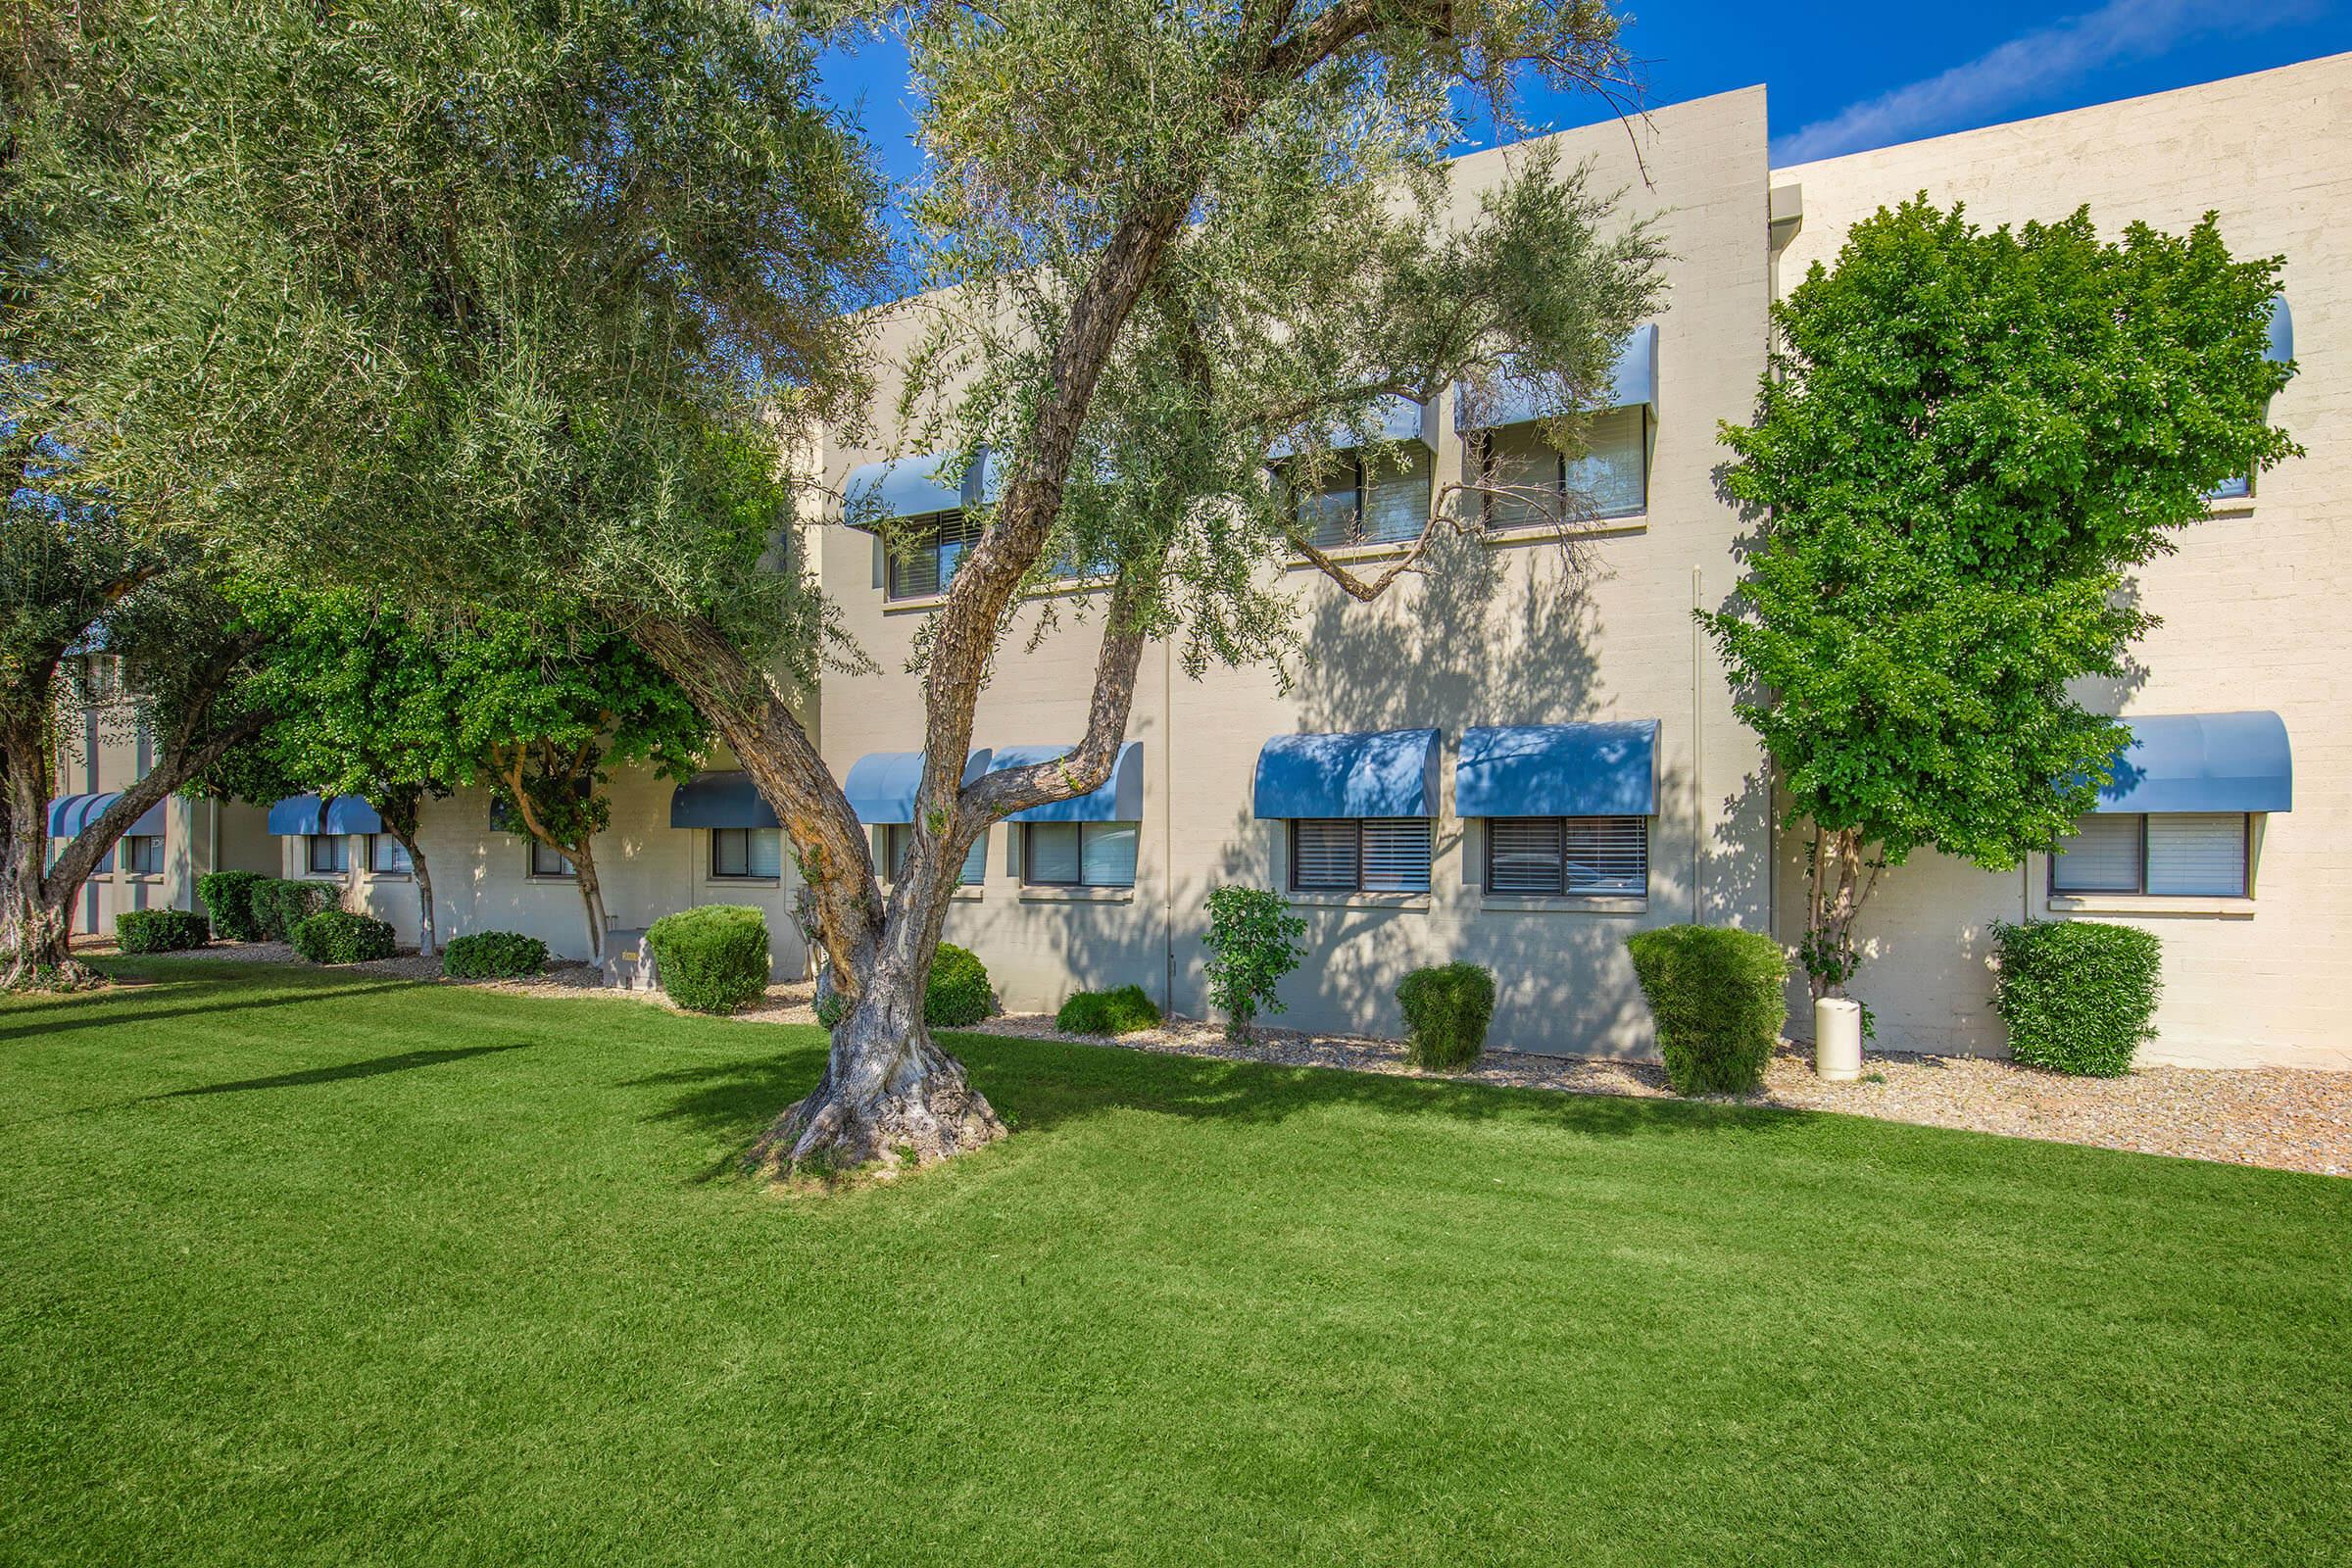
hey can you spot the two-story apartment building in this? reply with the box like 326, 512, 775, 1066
67, 55, 2349, 1069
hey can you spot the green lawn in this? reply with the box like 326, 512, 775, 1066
3, 962, 2346, 1566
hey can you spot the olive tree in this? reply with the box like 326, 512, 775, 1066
1704, 198, 2296, 1006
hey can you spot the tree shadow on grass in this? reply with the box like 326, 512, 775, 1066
154, 1044, 533, 1098
0, 980, 420, 1044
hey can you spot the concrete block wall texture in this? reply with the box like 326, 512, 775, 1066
1770, 52, 2352, 1068
817, 87, 1777, 1055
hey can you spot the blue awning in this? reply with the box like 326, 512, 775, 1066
1252, 729, 1441, 819
1267, 395, 1436, 461
842, 449, 994, 524
2267, 294, 2293, 365
669, 770, 781, 830
842, 750, 996, 826
1454, 324, 1659, 432
984, 741, 1146, 823
2093, 711, 2291, 814
269, 794, 378, 834
47, 791, 165, 839
1456, 721, 1658, 818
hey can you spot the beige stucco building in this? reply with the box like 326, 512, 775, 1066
61, 55, 2349, 1069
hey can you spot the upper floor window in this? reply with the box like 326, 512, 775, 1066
369, 834, 412, 875
1476, 406, 1647, 527
123, 834, 163, 875
1021, 821, 1136, 888
886, 511, 985, 601
711, 826, 783, 881
529, 840, 576, 879
2050, 813, 2248, 898
1485, 816, 1646, 897
1288, 447, 1433, 551
306, 834, 349, 876
1290, 818, 1431, 894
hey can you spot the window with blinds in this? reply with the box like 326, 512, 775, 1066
124, 835, 163, 875
883, 824, 986, 886
369, 834, 412, 874
885, 511, 985, 601
1477, 408, 1648, 528
1484, 816, 1647, 897
1289, 818, 1431, 893
1022, 821, 1137, 887
2049, 812, 2250, 897
711, 827, 784, 880
307, 834, 349, 875
1290, 448, 1433, 550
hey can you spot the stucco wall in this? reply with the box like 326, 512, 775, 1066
1770, 53, 2352, 1068
817, 87, 1776, 1054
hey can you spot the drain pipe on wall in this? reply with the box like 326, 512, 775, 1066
1691, 565, 1704, 924
1162, 634, 1176, 1014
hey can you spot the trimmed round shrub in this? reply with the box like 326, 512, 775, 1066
1626, 924, 1788, 1096
1396, 962, 1495, 1069
441, 930, 549, 980
1055, 983, 1162, 1036
195, 870, 267, 942
925, 943, 995, 1027
1992, 919, 2162, 1076
288, 908, 396, 965
252, 878, 332, 942
115, 908, 210, 954
647, 905, 770, 1014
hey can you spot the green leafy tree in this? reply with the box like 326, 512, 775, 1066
21, 0, 1663, 1169
1704, 198, 2296, 1006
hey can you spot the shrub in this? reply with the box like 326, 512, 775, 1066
288, 907, 396, 965
813, 969, 844, 1030
1991, 919, 2163, 1077
1626, 924, 1788, 1096
1396, 962, 1495, 1068
925, 944, 995, 1027
647, 905, 770, 1014
441, 930, 549, 980
251, 878, 331, 941
1055, 983, 1162, 1036
1201, 886, 1305, 1038
195, 870, 267, 942
115, 908, 210, 954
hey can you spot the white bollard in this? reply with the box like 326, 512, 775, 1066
1814, 998, 1864, 1082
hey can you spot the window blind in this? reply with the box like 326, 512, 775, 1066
2146, 813, 2247, 896
885, 511, 983, 601
371, 834, 412, 874
1482, 426, 1561, 528
1358, 448, 1432, 544
1486, 816, 1646, 896
1562, 407, 1648, 519
1488, 817, 1564, 894
1080, 822, 1139, 887
1359, 819, 1432, 891
1291, 819, 1359, 890
1024, 822, 1082, 884
2050, 814, 2142, 893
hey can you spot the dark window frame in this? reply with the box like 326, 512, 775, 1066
528, 839, 576, 880
709, 826, 779, 881
368, 833, 412, 875
1019, 821, 1137, 889
1471, 411, 1652, 529
1285, 450, 1434, 553
1480, 815, 1649, 898
883, 823, 986, 887
305, 833, 347, 876
1287, 817, 1432, 894
883, 509, 984, 602
123, 834, 164, 876
2047, 812, 2252, 899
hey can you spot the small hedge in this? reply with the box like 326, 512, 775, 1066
441, 930, 549, 980
195, 870, 267, 942
252, 878, 332, 942
1055, 983, 1162, 1036
288, 907, 396, 965
115, 908, 211, 954
1992, 919, 2163, 1077
1396, 962, 1495, 1069
925, 944, 995, 1027
648, 905, 770, 1014
1627, 924, 1788, 1096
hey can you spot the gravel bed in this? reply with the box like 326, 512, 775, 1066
86, 941, 2349, 1176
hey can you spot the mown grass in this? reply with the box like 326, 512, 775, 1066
3, 959, 2346, 1566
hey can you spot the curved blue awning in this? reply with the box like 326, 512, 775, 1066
47, 791, 165, 839
1267, 395, 1436, 461
984, 741, 1147, 823
843, 750, 996, 826
2094, 711, 2291, 814
1454, 324, 1660, 432
843, 449, 993, 524
670, 770, 782, 830
321, 797, 383, 835
2267, 294, 2293, 365
267, 794, 328, 835
1252, 729, 1441, 819
1456, 721, 1658, 818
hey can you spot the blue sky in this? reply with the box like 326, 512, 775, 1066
819, 0, 2349, 200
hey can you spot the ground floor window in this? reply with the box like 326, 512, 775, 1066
1289, 818, 1431, 893
369, 834, 413, 874
884, 824, 986, 885
529, 840, 576, 879
123, 834, 163, 875
710, 826, 783, 880
1485, 816, 1647, 897
2049, 812, 2249, 897
1022, 821, 1137, 888
306, 834, 349, 875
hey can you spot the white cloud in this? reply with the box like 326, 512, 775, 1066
1773, 0, 2325, 164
